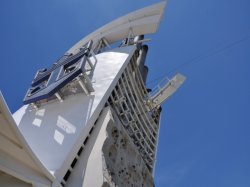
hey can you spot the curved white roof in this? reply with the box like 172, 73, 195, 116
0, 92, 54, 186
68, 1, 167, 54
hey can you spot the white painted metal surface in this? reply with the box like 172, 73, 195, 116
0, 171, 32, 187
151, 73, 186, 107
68, 1, 167, 54
0, 2, 172, 186
13, 46, 136, 182
0, 92, 54, 187
66, 107, 112, 187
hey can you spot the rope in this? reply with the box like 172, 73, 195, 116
147, 32, 250, 87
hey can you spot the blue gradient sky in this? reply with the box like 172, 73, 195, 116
1, 0, 250, 186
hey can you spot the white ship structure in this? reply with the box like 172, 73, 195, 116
0, 2, 185, 187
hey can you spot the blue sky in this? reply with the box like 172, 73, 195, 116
1, 0, 250, 186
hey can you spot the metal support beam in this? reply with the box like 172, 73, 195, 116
77, 77, 89, 95
55, 92, 64, 102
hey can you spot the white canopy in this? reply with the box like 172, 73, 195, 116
68, 1, 167, 54
0, 92, 54, 187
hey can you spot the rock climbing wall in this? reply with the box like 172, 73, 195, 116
64, 106, 154, 187
102, 111, 153, 187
